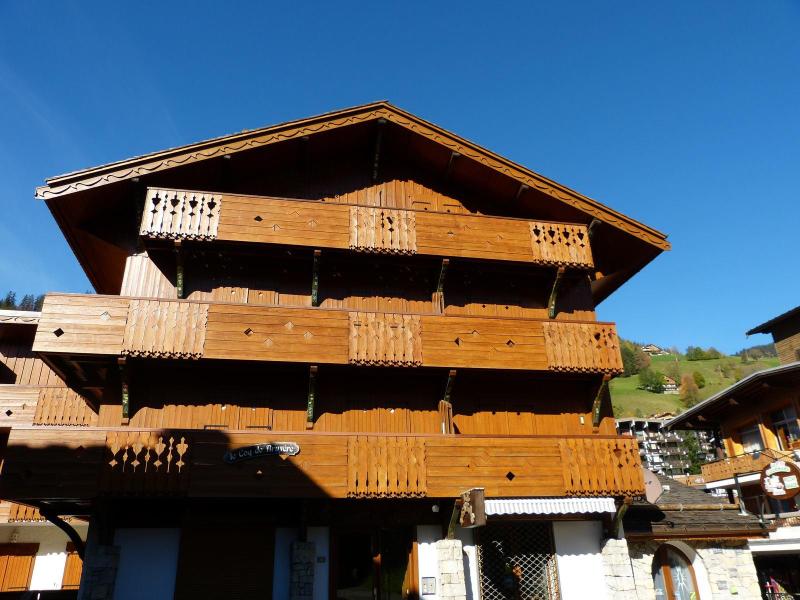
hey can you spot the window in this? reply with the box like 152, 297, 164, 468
770, 406, 800, 450
738, 423, 764, 453
653, 545, 700, 600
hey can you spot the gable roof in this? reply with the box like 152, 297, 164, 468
747, 304, 800, 335
36, 101, 669, 252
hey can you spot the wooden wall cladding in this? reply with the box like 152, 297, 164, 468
33, 387, 97, 427
140, 189, 221, 241
0, 429, 644, 500
0, 386, 39, 427
122, 299, 208, 359
34, 294, 622, 374
0, 342, 62, 386
141, 187, 594, 269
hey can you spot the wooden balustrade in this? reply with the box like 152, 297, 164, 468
0, 429, 644, 500
34, 294, 623, 374
700, 449, 795, 483
139, 188, 595, 269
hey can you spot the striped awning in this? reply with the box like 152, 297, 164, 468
485, 497, 617, 516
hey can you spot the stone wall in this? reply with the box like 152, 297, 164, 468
436, 539, 467, 600
600, 537, 638, 600
290, 540, 316, 600
628, 539, 762, 600
77, 544, 119, 600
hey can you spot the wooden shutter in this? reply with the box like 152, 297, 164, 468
0, 543, 38, 592
61, 542, 83, 590
174, 525, 274, 600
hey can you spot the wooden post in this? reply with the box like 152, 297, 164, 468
548, 267, 566, 319
372, 118, 386, 182
174, 240, 184, 299
306, 365, 318, 429
592, 374, 612, 430
311, 250, 321, 307
436, 258, 450, 313
444, 151, 460, 180
118, 357, 129, 423
588, 218, 601, 240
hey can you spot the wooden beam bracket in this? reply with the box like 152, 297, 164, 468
37, 506, 86, 560
306, 365, 318, 429
174, 240, 184, 299
443, 369, 457, 404
437, 258, 450, 295
371, 118, 386, 182
444, 151, 460, 180
547, 266, 566, 319
608, 497, 632, 539
588, 218, 601, 241
592, 374, 612, 429
311, 249, 321, 307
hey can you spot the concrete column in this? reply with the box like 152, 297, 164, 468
290, 540, 316, 600
436, 539, 467, 600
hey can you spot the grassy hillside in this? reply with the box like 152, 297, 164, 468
610, 354, 780, 418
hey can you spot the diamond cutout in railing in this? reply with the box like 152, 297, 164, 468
254, 215, 263, 222
100, 311, 110, 321
304, 331, 313, 340
243, 328, 254, 336
506, 471, 516, 481
53, 328, 64, 338
285, 321, 294, 331
454, 337, 462, 346
5, 410, 12, 417
264, 338, 273, 347
506, 339, 516, 347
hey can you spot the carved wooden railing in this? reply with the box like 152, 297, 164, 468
34, 387, 97, 427
347, 436, 426, 497
559, 437, 643, 497
700, 448, 795, 483
139, 188, 595, 268
0, 429, 644, 500
34, 294, 623, 374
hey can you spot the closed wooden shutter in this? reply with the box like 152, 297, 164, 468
61, 542, 83, 590
173, 525, 274, 600
0, 543, 38, 591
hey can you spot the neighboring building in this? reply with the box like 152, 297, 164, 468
607, 471, 766, 600
617, 417, 716, 477
641, 344, 668, 356
662, 375, 678, 394
748, 305, 800, 365
0, 102, 672, 599
0, 310, 87, 592
669, 304, 800, 597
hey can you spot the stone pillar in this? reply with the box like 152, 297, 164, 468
600, 537, 639, 600
436, 539, 467, 600
77, 544, 120, 600
290, 540, 316, 600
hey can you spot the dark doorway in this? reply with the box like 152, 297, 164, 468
333, 528, 418, 600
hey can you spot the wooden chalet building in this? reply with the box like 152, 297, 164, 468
0, 102, 671, 600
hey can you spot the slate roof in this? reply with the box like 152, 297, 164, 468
624, 474, 768, 538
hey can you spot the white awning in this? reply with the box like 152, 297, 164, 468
485, 497, 617, 516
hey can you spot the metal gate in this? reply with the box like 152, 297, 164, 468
476, 522, 560, 600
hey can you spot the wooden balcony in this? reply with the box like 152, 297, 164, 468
139, 188, 595, 269
0, 428, 643, 501
33, 294, 623, 374
700, 448, 796, 484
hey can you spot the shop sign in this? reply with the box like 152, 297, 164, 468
224, 442, 300, 464
760, 460, 800, 500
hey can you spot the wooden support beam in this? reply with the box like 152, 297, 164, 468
37, 506, 86, 560
437, 258, 450, 295
515, 183, 529, 201
588, 218, 601, 240
118, 357, 129, 422
311, 249, 321, 307
174, 240, 184, 299
306, 365, 318, 429
371, 118, 386, 182
547, 266, 566, 319
439, 369, 457, 434
592, 374, 612, 429
443, 369, 457, 404
446, 499, 461, 540
444, 151, 460, 180
609, 497, 632, 539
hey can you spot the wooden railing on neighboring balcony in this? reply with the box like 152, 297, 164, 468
34, 294, 623, 374
0, 429, 644, 500
701, 448, 795, 483
139, 188, 595, 269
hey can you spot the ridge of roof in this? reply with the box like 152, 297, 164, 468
747, 304, 800, 335
35, 101, 670, 252
666, 360, 800, 429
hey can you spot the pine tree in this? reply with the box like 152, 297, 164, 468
18, 294, 35, 311
34, 295, 45, 311
1, 291, 17, 309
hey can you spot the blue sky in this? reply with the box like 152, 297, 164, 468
1, 1, 798, 353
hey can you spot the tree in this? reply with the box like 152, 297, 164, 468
665, 359, 681, 387
680, 373, 700, 407
620, 339, 651, 377
0, 291, 16, 309
680, 433, 704, 475
639, 368, 666, 393
33, 295, 45, 311
692, 371, 706, 389
17, 294, 35, 311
